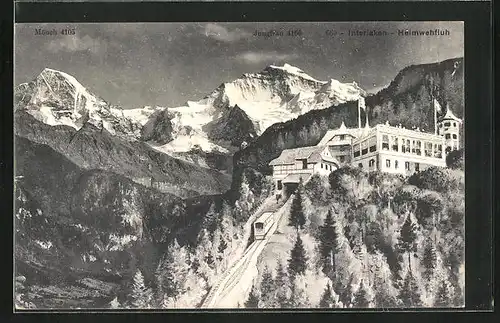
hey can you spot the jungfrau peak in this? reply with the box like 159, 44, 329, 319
155, 63, 366, 154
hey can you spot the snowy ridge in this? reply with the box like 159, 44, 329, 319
17, 65, 366, 155
156, 63, 366, 154
17, 68, 165, 139
268, 63, 323, 83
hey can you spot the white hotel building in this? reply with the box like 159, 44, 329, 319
269, 106, 461, 193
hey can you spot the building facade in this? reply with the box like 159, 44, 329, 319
437, 108, 462, 153
269, 145, 339, 196
350, 123, 446, 175
269, 104, 461, 191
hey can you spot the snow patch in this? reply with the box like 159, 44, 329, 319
108, 234, 138, 251
35, 240, 53, 250
268, 64, 324, 83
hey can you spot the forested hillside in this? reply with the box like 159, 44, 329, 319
246, 162, 464, 308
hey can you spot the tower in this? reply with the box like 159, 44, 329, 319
437, 106, 462, 153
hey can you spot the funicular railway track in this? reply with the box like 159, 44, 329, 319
201, 195, 289, 308
200, 196, 286, 308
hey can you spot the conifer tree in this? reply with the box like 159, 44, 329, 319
217, 239, 228, 262
450, 276, 464, 307
373, 261, 399, 308
334, 273, 355, 308
397, 215, 418, 274
155, 242, 189, 307
434, 280, 452, 307
353, 280, 370, 308
289, 182, 306, 231
259, 265, 275, 305
274, 260, 289, 308
319, 209, 339, 276
131, 270, 153, 308
288, 275, 310, 308
319, 282, 334, 308
244, 284, 260, 308
374, 282, 399, 308
422, 240, 437, 280
288, 234, 308, 279
205, 252, 215, 269
109, 297, 121, 309
398, 273, 422, 307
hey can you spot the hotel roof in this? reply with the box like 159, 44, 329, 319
440, 108, 462, 122
317, 121, 364, 145
269, 145, 339, 166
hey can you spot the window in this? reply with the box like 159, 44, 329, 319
339, 156, 345, 162
444, 122, 451, 127
302, 160, 307, 169
453, 122, 457, 127
446, 146, 452, 153
452, 134, 457, 139
339, 135, 345, 141
405, 161, 410, 170
353, 143, 360, 157
437, 144, 443, 158
424, 142, 433, 157
411, 140, 416, 154
415, 163, 420, 172
445, 134, 451, 139
277, 180, 283, 190
391, 136, 399, 152
382, 135, 389, 150
386, 159, 391, 168
369, 159, 375, 168
416, 140, 422, 155
358, 163, 363, 168
395, 160, 399, 169
255, 223, 263, 230
433, 143, 441, 158
330, 165, 333, 171
406, 140, 411, 153
401, 138, 407, 153
361, 141, 368, 155
321, 163, 323, 169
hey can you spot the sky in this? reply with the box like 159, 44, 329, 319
15, 22, 463, 109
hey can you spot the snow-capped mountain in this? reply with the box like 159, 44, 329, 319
153, 63, 366, 154
15, 65, 366, 156
15, 68, 163, 139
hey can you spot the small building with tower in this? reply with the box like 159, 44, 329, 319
437, 108, 462, 153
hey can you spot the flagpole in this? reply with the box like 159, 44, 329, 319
358, 99, 362, 129
434, 98, 437, 135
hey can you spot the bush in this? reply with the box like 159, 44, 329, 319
392, 185, 419, 215
304, 174, 331, 206
408, 167, 462, 194
415, 191, 445, 226
446, 148, 464, 170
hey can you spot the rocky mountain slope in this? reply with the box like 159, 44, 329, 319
15, 111, 231, 198
14, 136, 224, 308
